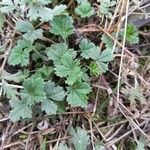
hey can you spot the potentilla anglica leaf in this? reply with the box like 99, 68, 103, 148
67, 81, 91, 107
75, 1, 95, 18
41, 81, 66, 115
55, 53, 82, 85
70, 127, 90, 150
21, 78, 46, 106
50, 15, 74, 39
8, 39, 34, 66
47, 43, 76, 66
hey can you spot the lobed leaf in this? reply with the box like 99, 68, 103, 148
10, 100, 32, 122
79, 38, 96, 59
8, 39, 33, 66
70, 127, 90, 150
47, 43, 76, 66
67, 81, 91, 107
21, 78, 46, 106
55, 53, 82, 85
75, 1, 95, 18
41, 81, 66, 115
50, 15, 74, 39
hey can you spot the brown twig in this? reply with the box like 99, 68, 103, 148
106, 121, 148, 147
0, 122, 12, 150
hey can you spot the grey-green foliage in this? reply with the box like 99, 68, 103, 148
0, 0, 18, 13
57, 143, 70, 150
0, 13, 4, 31
41, 81, 66, 115
121, 24, 139, 44
47, 43, 76, 66
89, 47, 114, 74
0, 0, 66, 21
121, 86, 146, 104
101, 34, 114, 48
10, 99, 32, 122
50, 15, 74, 39
95, 145, 106, 150
2, 70, 28, 83
8, 39, 34, 66
0, 0, 117, 123
136, 136, 146, 150
54, 53, 83, 85
67, 81, 91, 107
79, 38, 96, 59
16, 20, 43, 42
70, 127, 90, 150
2, 81, 19, 101
21, 78, 46, 106
75, 1, 95, 18
27, 4, 66, 21
98, 0, 116, 18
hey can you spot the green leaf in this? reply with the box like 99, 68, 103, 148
76, 0, 88, 4
8, 39, 33, 66
101, 34, 114, 48
75, 1, 95, 18
2, 70, 28, 83
41, 99, 58, 115
0, 13, 4, 31
67, 81, 91, 107
99, 48, 114, 62
44, 81, 66, 101
70, 127, 90, 150
23, 29, 43, 42
2, 80, 19, 100
41, 81, 66, 115
89, 47, 114, 74
89, 45, 100, 59
89, 62, 100, 77
56, 102, 66, 113
58, 142, 69, 150
95, 145, 106, 150
136, 141, 145, 150
27, 6, 53, 21
55, 53, 82, 85
52, 4, 67, 16
10, 100, 32, 122
121, 86, 146, 104
16, 20, 34, 32
47, 43, 76, 66
32, 43, 46, 61
33, 66, 53, 79
122, 24, 139, 44
98, 0, 116, 17
22, 0, 52, 5
21, 78, 46, 106
16, 20, 43, 42
79, 38, 96, 59
41, 138, 47, 150
50, 15, 74, 39
136, 136, 146, 150
0, 0, 16, 13
27, 4, 66, 21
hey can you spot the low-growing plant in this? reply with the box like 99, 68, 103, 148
0, 0, 139, 124
1, 0, 147, 150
